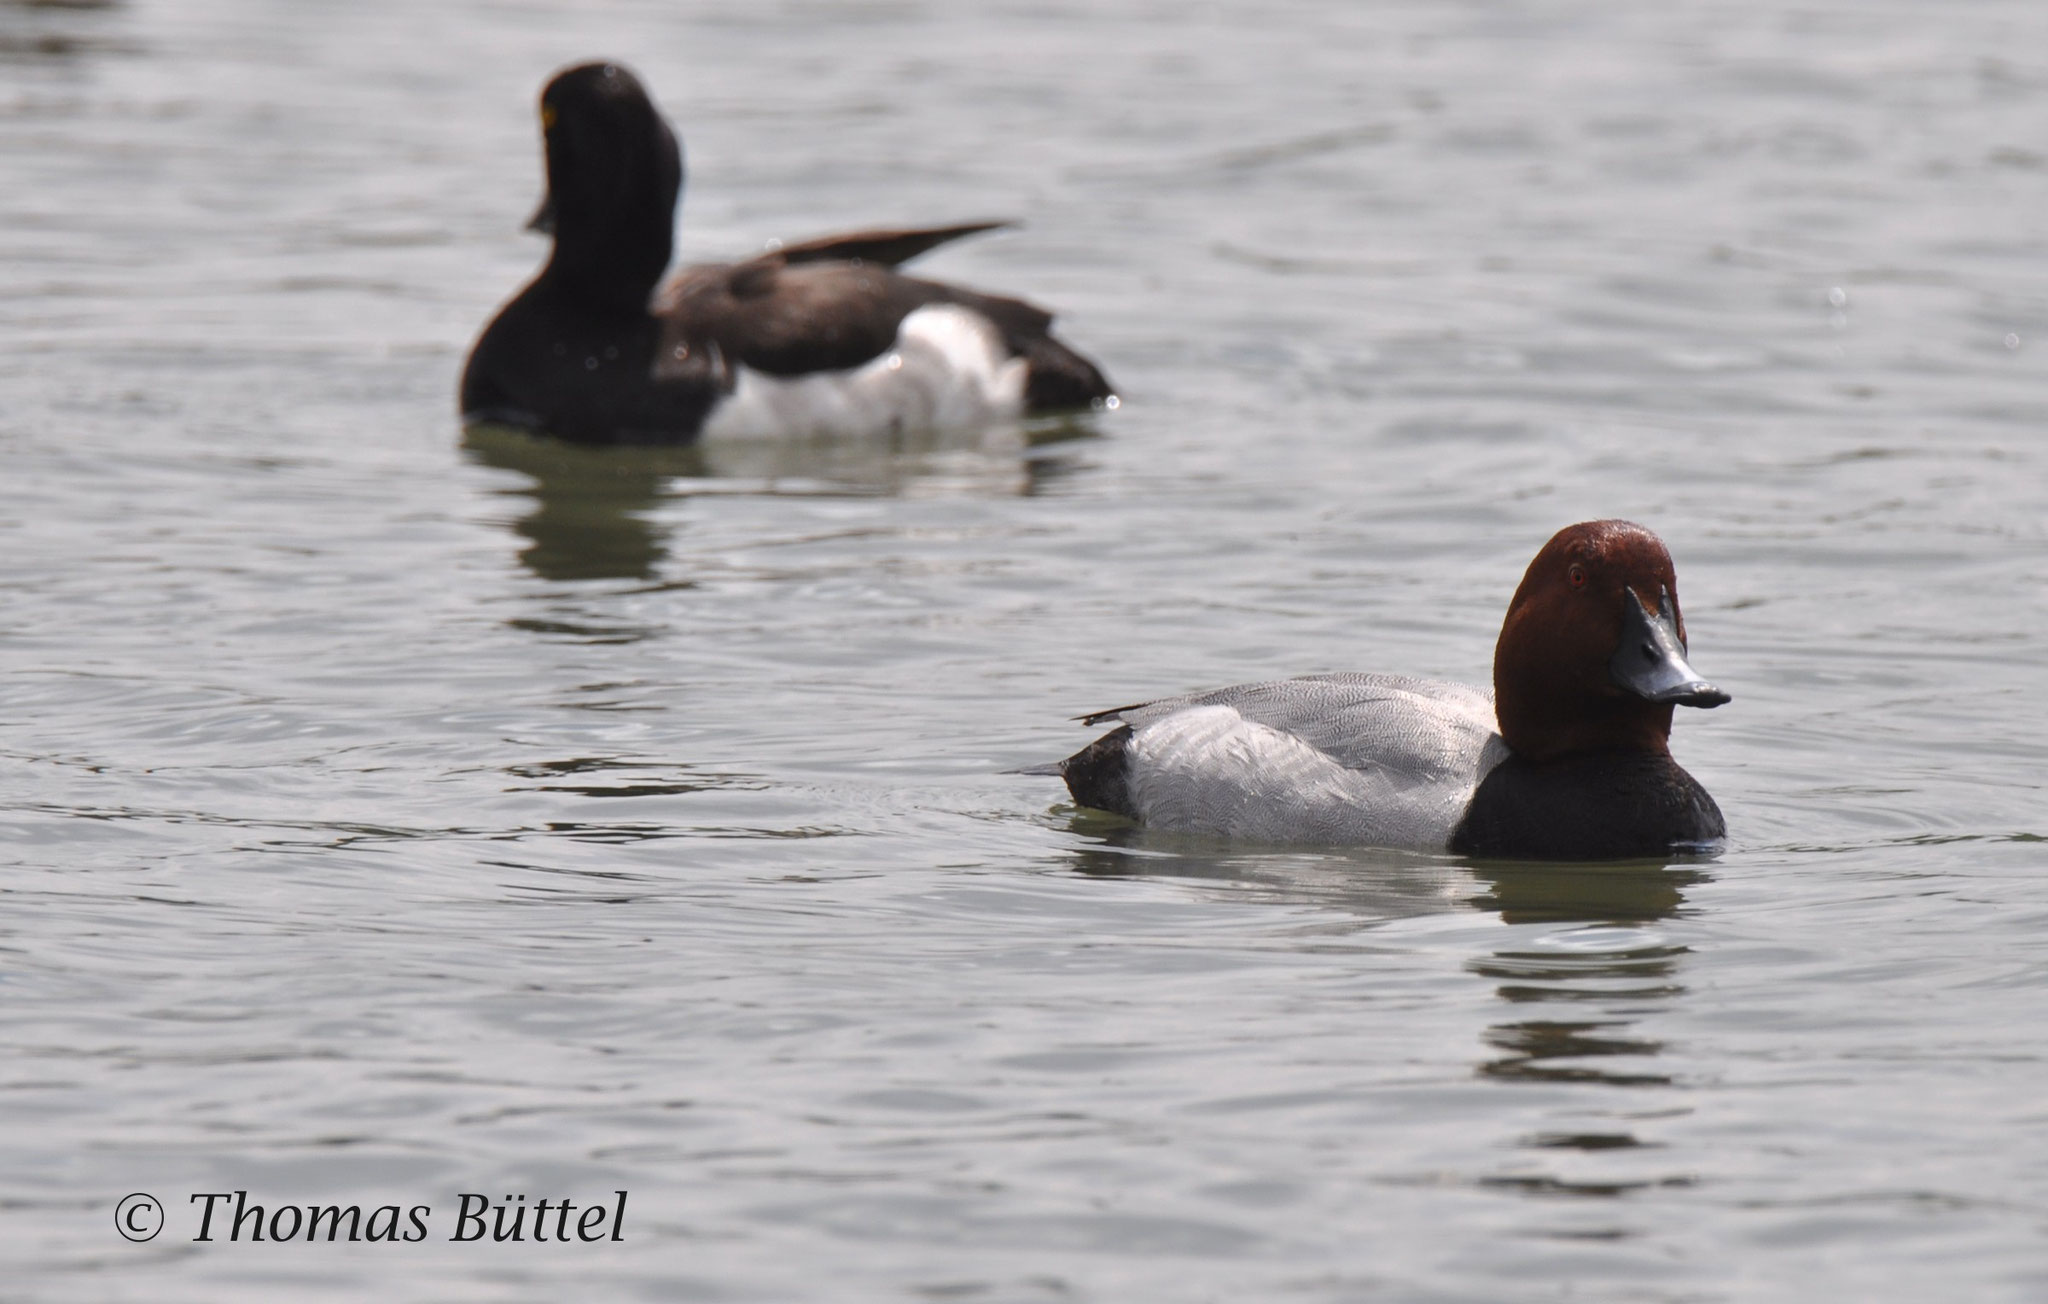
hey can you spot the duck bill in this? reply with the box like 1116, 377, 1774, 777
526, 191, 557, 235
1610, 586, 1730, 708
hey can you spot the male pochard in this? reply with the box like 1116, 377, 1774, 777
1050, 521, 1729, 859
462, 62, 1113, 445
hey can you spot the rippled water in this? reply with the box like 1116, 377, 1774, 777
4, 0, 2045, 1299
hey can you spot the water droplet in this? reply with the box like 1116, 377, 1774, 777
604, 345, 619, 361
2006, 333, 2022, 350
885, 354, 902, 371
1828, 286, 1847, 307
584, 356, 599, 371
674, 344, 689, 359
1103, 395, 1121, 411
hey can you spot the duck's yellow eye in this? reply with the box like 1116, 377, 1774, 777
540, 103, 557, 130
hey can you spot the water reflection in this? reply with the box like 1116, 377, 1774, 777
463, 418, 1099, 583
1065, 831, 1710, 1193
1466, 860, 1700, 1106
672, 416, 1099, 498
464, 426, 681, 582
1062, 826, 1704, 933
1467, 860, 1702, 1202
503, 755, 769, 800
1470, 859, 1704, 926
1063, 828, 1484, 921
0, 0, 132, 61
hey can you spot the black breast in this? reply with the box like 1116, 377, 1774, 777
460, 288, 726, 445
1450, 750, 1724, 861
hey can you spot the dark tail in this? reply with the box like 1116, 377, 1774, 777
1051, 725, 1136, 818
1019, 334, 1115, 414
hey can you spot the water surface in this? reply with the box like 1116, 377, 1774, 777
2, 1, 2045, 1299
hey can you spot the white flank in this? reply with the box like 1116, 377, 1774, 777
699, 304, 1028, 441
1122, 685, 1510, 849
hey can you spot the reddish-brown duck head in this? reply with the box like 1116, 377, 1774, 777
1492, 520, 1728, 763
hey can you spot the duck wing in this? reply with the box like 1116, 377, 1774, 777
657, 259, 1068, 379
656, 259, 941, 375
767, 220, 1013, 269
654, 229, 1111, 410
1077, 673, 1509, 848
1108, 673, 1496, 773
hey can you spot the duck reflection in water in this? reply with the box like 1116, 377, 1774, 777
1468, 859, 1700, 1087
1066, 834, 1706, 1195
1468, 859, 1705, 1202
465, 425, 678, 582
463, 418, 1098, 584
1063, 828, 1700, 929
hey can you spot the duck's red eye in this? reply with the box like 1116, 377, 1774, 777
1567, 563, 1588, 589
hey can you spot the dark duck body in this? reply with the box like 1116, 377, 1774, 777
1049, 521, 1730, 861
461, 62, 1113, 446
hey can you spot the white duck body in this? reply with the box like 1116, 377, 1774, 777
1104, 672, 1513, 849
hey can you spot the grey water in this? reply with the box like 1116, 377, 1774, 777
3, 0, 2045, 1299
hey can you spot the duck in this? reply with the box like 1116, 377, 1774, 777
1047, 520, 1730, 860
460, 61, 1114, 445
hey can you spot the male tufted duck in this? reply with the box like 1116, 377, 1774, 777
462, 61, 1114, 445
